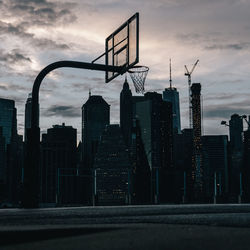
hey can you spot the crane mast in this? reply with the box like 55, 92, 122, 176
169, 58, 172, 89
184, 59, 199, 128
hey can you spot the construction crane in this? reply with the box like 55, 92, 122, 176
185, 59, 199, 128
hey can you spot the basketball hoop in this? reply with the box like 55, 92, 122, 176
128, 66, 149, 94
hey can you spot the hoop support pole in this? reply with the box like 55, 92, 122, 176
22, 60, 123, 208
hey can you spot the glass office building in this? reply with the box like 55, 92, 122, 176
0, 98, 17, 147
163, 87, 181, 134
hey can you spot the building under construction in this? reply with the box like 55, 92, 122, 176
191, 83, 203, 199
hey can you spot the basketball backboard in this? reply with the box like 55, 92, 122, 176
105, 12, 139, 83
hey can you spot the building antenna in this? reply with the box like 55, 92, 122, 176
89, 89, 91, 97
169, 58, 172, 89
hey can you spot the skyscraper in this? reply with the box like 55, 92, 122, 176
82, 95, 110, 169
229, 114, 243, 152
191, 83, 203, 198
93, 125, 132, 205
243, 121, 250, 201
0, 98, 17, 198
120, 77, 133, 146
163, 88, 181, 134
0, 127, 6, 200
202, 135, 229, 201
24, 93, 32, 142
163, 59, 181, 134
0, 98, 17, 147
7, 134, 23, 205
41, 123, 77, 204
135, 92, 173, 203
0, 98, 22, 205
174, 128, 193, 202
130, 119, 151, 204
228, 114, 243, 199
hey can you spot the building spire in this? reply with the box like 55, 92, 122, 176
123, 75, 129, 90
89, 89, 91, 97
169, 58, 172, 89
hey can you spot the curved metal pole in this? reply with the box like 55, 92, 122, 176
23, 61, 123, 208
31, 61, 123, 128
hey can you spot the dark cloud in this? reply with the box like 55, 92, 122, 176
43, 105, 80, 118
176, 32, 250, 52
0, 21, 70, 50
0, 21, 29, 38
0, 0, 76, 51
204, 93, 250, 102
205, 43, 250, 51
176, 32, 203, 42
35, 38, 69, 50
5, 0, 77, 27
15, 0, 48, 4
204, 101, 250, 120
40, 88, 53, 94
176, 32, 221, 46
70, 77, 109, 93
0, 84, 8, 90
0, 82, 29, 91
72, 82, 92, 92
0, 49, 31, 64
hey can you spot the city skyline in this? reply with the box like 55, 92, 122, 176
1, 2, 250, 247
0, 0, 250, 139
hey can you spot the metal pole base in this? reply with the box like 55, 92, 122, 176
182, 196, 186, 204
238, 195, 241, 204
213, 196, 216, 204
154, 195, 158, 204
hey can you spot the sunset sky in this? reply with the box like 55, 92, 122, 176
0, 0, 250, 140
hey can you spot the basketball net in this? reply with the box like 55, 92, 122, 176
128, 66, 149, 94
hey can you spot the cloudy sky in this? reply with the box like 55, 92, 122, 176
0, 0, 250, 140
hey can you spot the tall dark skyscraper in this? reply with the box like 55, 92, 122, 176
82, 95, 110, 169
93, 124, 132, 205
229, 114, 243, 152
0, 98, 22, 205
191, 83, 203, 198
0, 127, 6, 200
0, 98, 17, 199
243, 121, 250, 201
131, 119, 151, 204
41, 123, 77, 204
228, 114, 243, 199
202, 135, 229, 201
174, 128, 194, 202
163, 87, 181, 134
0, 98, 17, 146
120, 77, 133, 146
24, 93, 39, 142
163, 59, 181, 134
135, 92, 173, 203
24, 93, 32, 142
